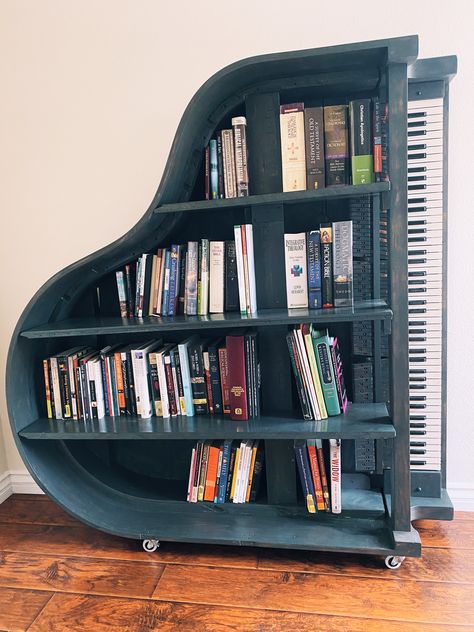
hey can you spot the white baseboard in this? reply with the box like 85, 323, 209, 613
448, 484, 474, 512
0, 471, 12, 504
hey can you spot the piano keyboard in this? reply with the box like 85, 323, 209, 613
407, 97, 444, 471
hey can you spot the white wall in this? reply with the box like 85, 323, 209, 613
0, 0, 473, 507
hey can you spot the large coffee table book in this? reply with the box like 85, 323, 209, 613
7, 36, 456, 569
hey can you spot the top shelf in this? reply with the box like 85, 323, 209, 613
154, 182, 390, 215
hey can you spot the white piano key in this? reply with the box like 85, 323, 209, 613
408, 98, 443, 109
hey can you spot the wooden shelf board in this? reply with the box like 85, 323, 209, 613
19, 403, 394, 440
20, 300, 392, 339
154, 182, 390, 215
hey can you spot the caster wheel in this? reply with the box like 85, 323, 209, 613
384, 555, 405, 570
142, 539, 160, 553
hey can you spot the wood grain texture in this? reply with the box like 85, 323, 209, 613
257, 546, 474, 583
0, 495, 79, 526
27, 593, 474, 632
414, 518, 474, 549
0, 587, 53, 632
0, 551, 164, 598
153, 565, 474, 625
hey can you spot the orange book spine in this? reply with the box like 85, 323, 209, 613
204, 445, 220, 501
307, 443, 325, 511
114, 352, 126, 412
316, 441, 331, 512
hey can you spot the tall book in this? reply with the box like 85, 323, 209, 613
320, 225, 334, 308
217, 132, 224, 199
244, 224, 257, 314
218, 346, 231, 415
226, 333, 249, 421
307, 230, 322, 309
222, 129, 237, 198
131, 340, 161, 418
197, 239, 209, 316
124, 263, 135, 318
167, 244, 181, 316
302, 324, 327, 419
304, 107, 325, 190
349, 99, 374, 185
204, 444, 220, 501
316, 438, 330, 512
324, 105, 349, 186
329, 438, 342, 514
161, 250, 172, 315
155, 248, 166, 316
330, 336, 348, 414
116, 271, 128, 318
284, 233, 308, 308
210, 139, 218, 199
208, 339, 223, 415
187, 338, 208, 414
185, 241, 198, 316
280, 103, 306, 192
209, 241, 225, 313
233, 225, 247, 315
312, 329, 341, 416
307, 440, 326, 511
224, 240, 239, 312
332, 220, 353, 308
286, 331, 312, 420
216, 440, 233, 504
232, 116, 249, 197
177, 336, 196, 417
204, 145, 210, 200
294, 439, 316, 513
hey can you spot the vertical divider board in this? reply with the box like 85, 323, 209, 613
246, 91, 297, 505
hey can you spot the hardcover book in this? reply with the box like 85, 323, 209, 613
304, 107, 325, 190
307, 230, 322, 309
224, 240, 239, 312
280, 103, 306, 192
226, 334, 249, 421
349, 99, 374, 185
312, 329, 341, 416
197, 239, 209, 316
232, 116, 249, 197
222, 129, 237, 198
284, 232, 308, 308
209, 241, 225, 313
217, 132, 224, 199
329, 438, 342, 514
332, 220, 353, 307
210, 139, 218, 199
294, 439, 316, 513
320, 225, 334, 308
324, 105, 349, 186
373, 97, 382, 177
187, 338, 208, 414
185, 241, 198, 316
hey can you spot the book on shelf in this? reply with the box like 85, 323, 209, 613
284, 232, 308, 309
187, 439, 264, 504
232, 116, 249, 197
295, 439, 339, 513
332, 220, 353, 308
324, 105, 349, 186
280, 102, 306, 192
349, 99, 374, 185
304, 107, 325, 190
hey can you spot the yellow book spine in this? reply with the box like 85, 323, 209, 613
230, 448, 240, 501
304, 331, 328, 419
245, 445, 258, 503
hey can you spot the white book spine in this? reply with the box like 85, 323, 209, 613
187, 447, 196, 502
329, 438, 342, 514
130, 351, 143, 417
49, 357, 63, 419
239, 442, 251, 503
116, 271, 127, 318
185, 242, 198, 316
209, 241, 225, 313
233, 225, 247, 315
244, 225, 258, 314
295, 328, 321, 420
93, 361, 106, 420
280, 106, 306, 192
198, 239, 209, 316
137, 351, 153, 418
155, 248, 167, 315
233, 442, 245, 504
284, 233, 308, 308
156, 352, 170, 418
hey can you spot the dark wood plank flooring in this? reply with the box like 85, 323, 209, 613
0, 495, 472, 631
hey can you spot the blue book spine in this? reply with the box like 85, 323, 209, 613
217, 440, 233, 503
178, 342, 195, 416
208, 343, 223, 415
168, 245, 180, 316
294, 440, 316, 513
210, 139, 218, 200
307, 230, 322, 309
161, 250, 171, 315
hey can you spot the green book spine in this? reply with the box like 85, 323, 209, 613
349, 99, 374, 185
312, 331, 340, 416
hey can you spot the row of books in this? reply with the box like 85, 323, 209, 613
115, 225, 257, 318
42, 332, 260, 421
280, 99, 388, 191
295, 439, 341, 514
287, 326, 348, 421
187, 440, 264, 504
204, 116, 249, 199
284, 221, 353, 309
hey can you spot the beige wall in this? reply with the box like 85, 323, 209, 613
0, 1, 473, 500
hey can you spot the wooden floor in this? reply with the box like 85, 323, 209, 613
0, 496, 472, 631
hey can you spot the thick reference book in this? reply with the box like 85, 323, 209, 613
280, 103, 306, 192
312, 329, 341, 416
320, 225, 334, 308
187, 337, 209, 414
324, 105, 349, 186
307, 230, 322, 309
284, 232, 308, 308
224, 240, 239, 312
304, 107, 325, 190
185, 241, 198, 316
349, 99, 374, 185
232, 116, 249, 197
332, 220, 353, 307
226, 333, 249, 421
209, 241, 225, 313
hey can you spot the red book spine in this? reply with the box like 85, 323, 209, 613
218, 347, 231, 414
204, 445, 220, 501
307, 443, 325, 511
226, 335, 249, 421
316, 441, 331, 512
164, 357, 178, 416
203, 352, 214, 414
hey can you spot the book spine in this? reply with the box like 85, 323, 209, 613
245, 441, 259, 502
332, 220, 353, 307
307, 230, 322, 309
226, 334, 249, 421
155, 248, 166, 315
203, 351, 214, 414
210, 139, 218, 200
209, 241, 225, 313
280, 102, 306, 192
156, 351, 170, 418
244, 224, 257, 314
233, 226, 247, 315
121, 352, 132, 415
79, 361, 92, 421
134, 257, 142, 318
244, 335, 253, 419
178, 342, 195, 416
133, 351, 151, 418
330, 338, 345, 413
217, 132, 225, 199
302, 326, 327, 419
286, 332, 312, 420
224, 240, 239, 312
226, 445, 237, 501
217, 440, 232, 503
249, 333, 259, 418
177, 247, 187, 315
149, 252, 160, 315
187, 447, 196, 502
349, 99, 374, 185
320, 226, 334, 308
208, 343, 223, 415
249, 444, 264, 502
99, 353, 110, 417
284, 232, 308, 309
373, 97, 382, 176
231, 444, 242, 503
307, 440, 325, 511
74, 354, 85, 420
204, 445, 220, 501
167, 245, 180, 316
240, 225, 251, 314
142, 254, 154, 317
329, 439, 342, 514
137, 255, 148, 318
221, 129, 235, 199
304, 107, 325, 190
89, 363, 98, 420
187, 340, 208, 414
214, 445, 223, 502
316, 439, 331, 512
93, 360, 105, 419
380, 102, 389, 182
172, 349, 186, 415
333, 338, 348, 413
314, 333, 340, 416
294, 440, 316, 513
148, 352, 162, 417
161, 250, 171, 315
124, 263, 135, 317
185, 242, 198, 316
324, 105, 349, 186
49, 357, 62, 419
218, 346, 231, 415
164, 355, 178, 416
204, 145, 210, 200
198, 442, 210, 502
294, 326, 321, 420
57, 356, 72, 419
197, 239, 209, 316
43, 359, 53, 419
227, 129, 237, 198
232, 116, 249, 197
191, 442, 203, 502
116, 271, 128, 318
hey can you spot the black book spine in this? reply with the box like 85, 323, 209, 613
125, 350, 137, 415
250, 333, 260, 418
178, 246, 187, 316
244, 334, 254, 419
187, 340, 208, 414
173, 348, 185, 415
320, 225, 334, 308
47, 359, 56, 419
141, 254, 154, 317
225, 445, 237, 501
217, 132, 225, 199
324, 105, 349, 186
286, 332, 312, 420
304, 107, 325, 190
249, 444, 265, 502
121, 355, 131, 415
224, 240, 239, 312
80, 362, 91, 421
56, 356, 72, 419
208, 343, 223, 415
100, 354, 110, 417
124, 263, 135, 318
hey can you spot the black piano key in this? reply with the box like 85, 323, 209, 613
408, 143, 427, 150
409, 329, 427, 334
408, 237, 427, 243
408, 175, 427, 182
408, 153, 427, 160
408, 250, 427, 256
410, 415, 426, 420
408, 271, 426, 277
408, 185, 427, 191
408, 166, 426, 173
409, 300, 426, 305
408, 220, 427, 226
409, 356, 426, 362
410, 384, 426, 389
409, 337, 426, 342
408, 258, 427, 264
411, 460, 427, 466
408, 120, 427, 127
409, 321, 426, 326
408, 130, 426, 137
409, 308, 427, 314
408, 228, 427, 234
408, 112, 426, 118
410, 404, 426, 409
408, 287, 427, 292
410, 377, 426, 382
408, 197, 427, 204
410, 441, 426, 447
410, 430, 426, 435
410, 449, 426, 455
410, 395, 426, 401
408, 207, 427, 213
